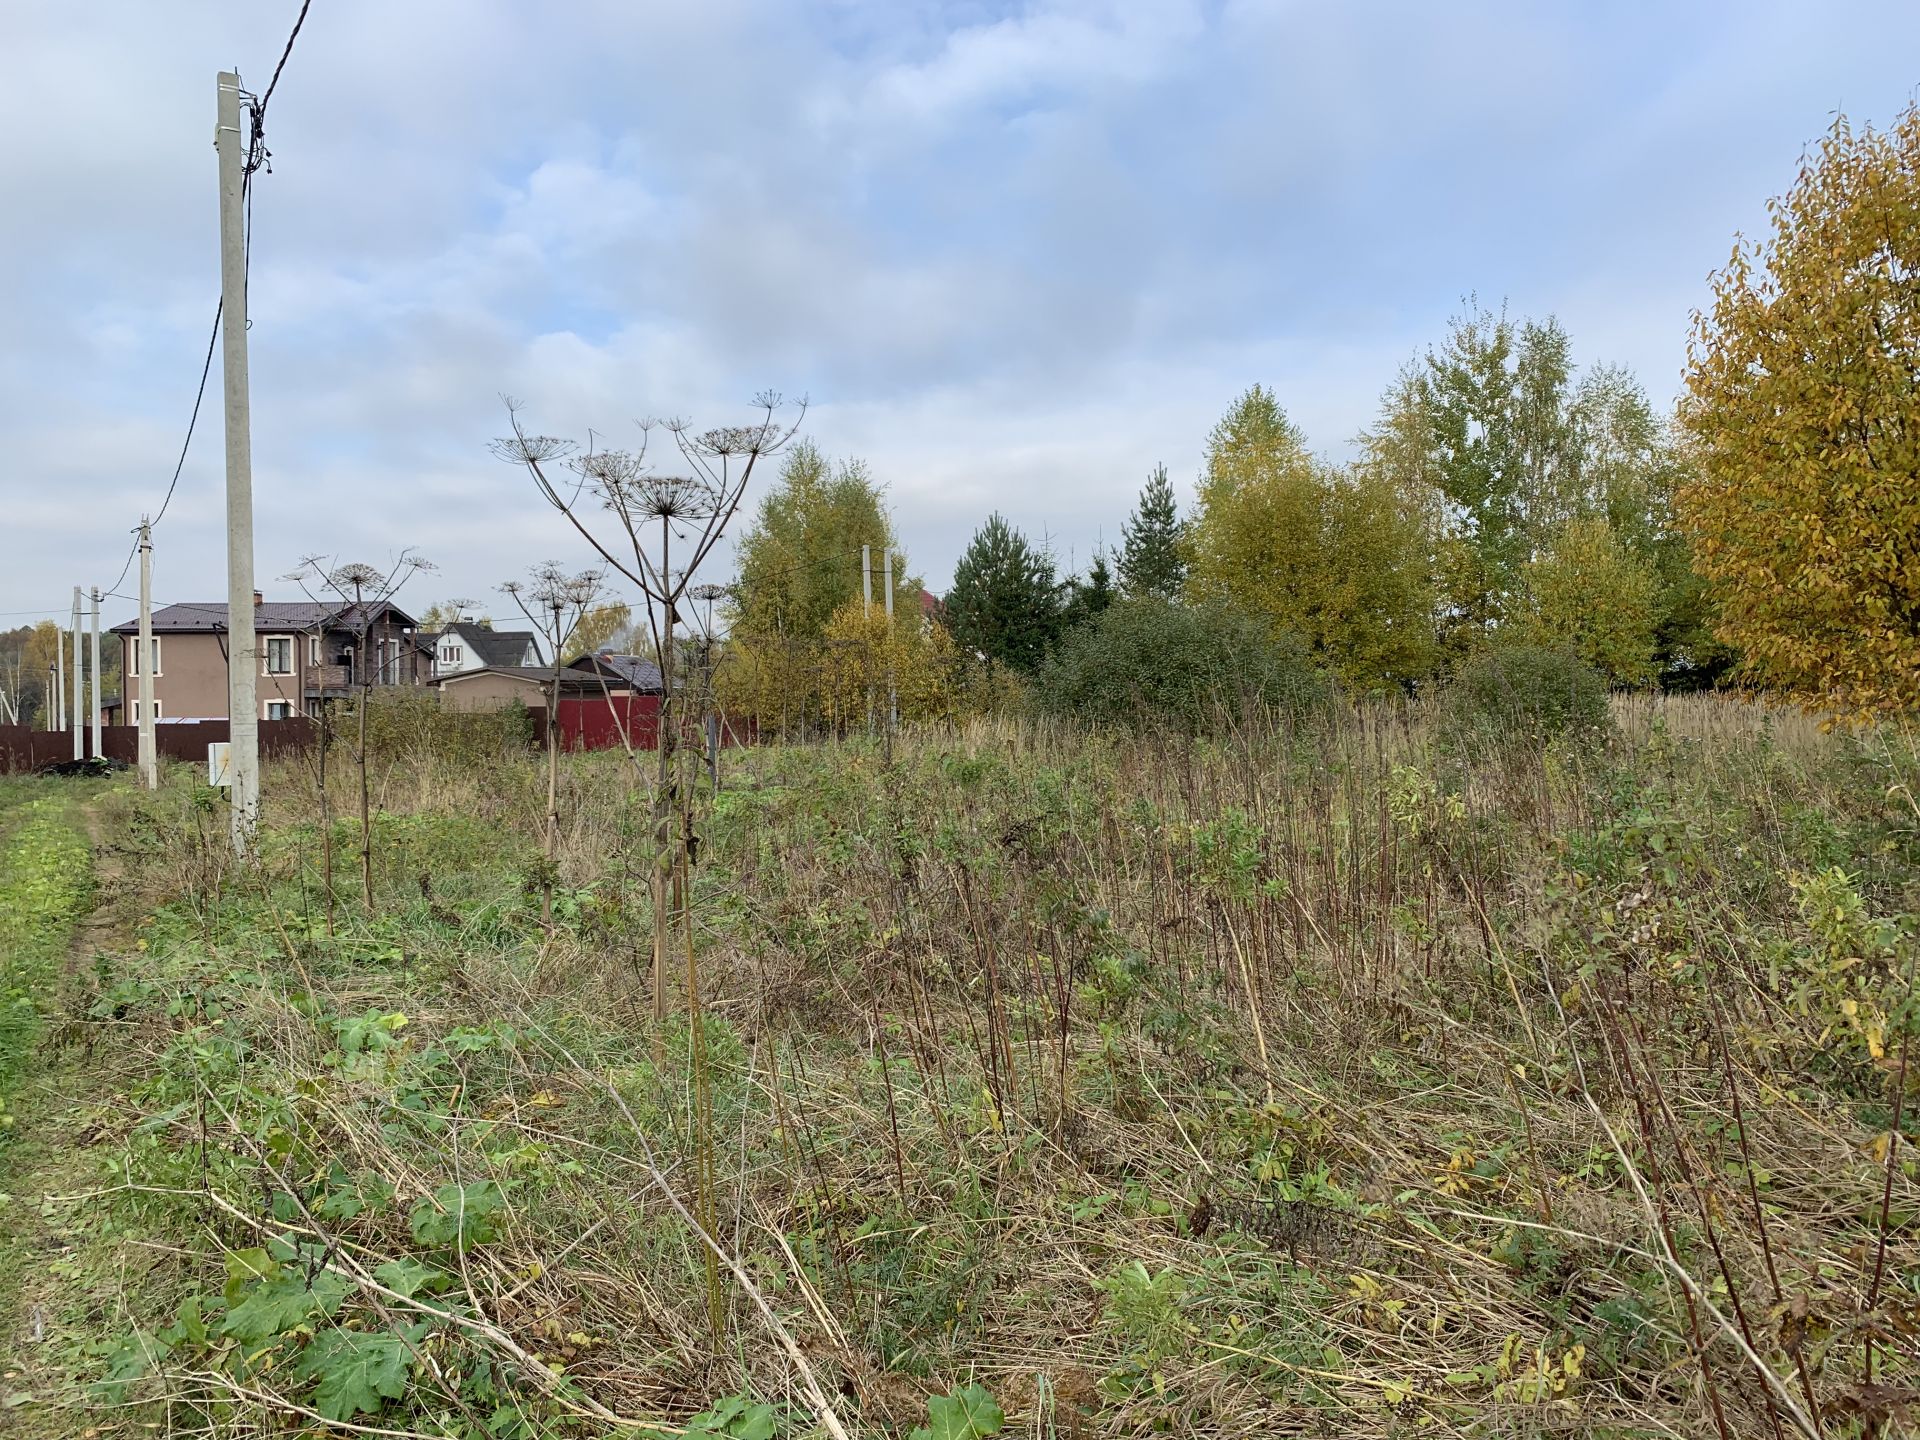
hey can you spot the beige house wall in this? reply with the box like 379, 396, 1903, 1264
123, 629, 319, 721
438, 672, 545, 712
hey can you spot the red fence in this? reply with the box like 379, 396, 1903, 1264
555, 694, 661, 752
552, 696, 753, 753
0, 720, 316, 775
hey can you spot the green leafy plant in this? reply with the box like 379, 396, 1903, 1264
409, 1179, 508, 1252
909, 1383, 1004, 1440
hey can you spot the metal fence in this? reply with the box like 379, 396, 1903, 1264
0, 719, 317, 775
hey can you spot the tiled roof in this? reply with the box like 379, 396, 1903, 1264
110, 600, 417, 635
566, 652, 665, 692
460, 625, 543, 668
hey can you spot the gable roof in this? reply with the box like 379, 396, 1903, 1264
110, 599, 418, 636
437, 665, 602, 694
441, 622, 543, 668
565, 652, 665, 692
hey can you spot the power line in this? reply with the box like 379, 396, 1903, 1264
98, 0, 310, 601
258, 0, 314, 114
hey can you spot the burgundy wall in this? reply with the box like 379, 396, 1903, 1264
0, 720, 316, 774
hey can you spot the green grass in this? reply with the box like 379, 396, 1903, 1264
0, 777, 97, 1427
0, 779, 93, 1150
14, 699, 1920, 1437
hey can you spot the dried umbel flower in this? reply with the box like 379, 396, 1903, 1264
489, 433, 576, 466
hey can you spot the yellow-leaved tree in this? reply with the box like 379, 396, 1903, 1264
1680, 105, 1920, 720
1186, 386, 1435, 692
1521, 515, 1660, 685
816, 598, 970, 729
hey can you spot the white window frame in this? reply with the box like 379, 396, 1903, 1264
440, 643, 463, 667
131, 698, 163, 722
128, 636, 162, 677
263, 635, 295, 676
264, 699, 294, 721
308, 635, 322, 665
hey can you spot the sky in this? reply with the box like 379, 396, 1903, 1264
3, 0, 1918, 630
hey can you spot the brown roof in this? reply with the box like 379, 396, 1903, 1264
111, 600, 418, 635
438, 665, 602, 694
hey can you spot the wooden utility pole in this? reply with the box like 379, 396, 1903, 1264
70, 587, 82, 761
89, 587, 101, 759
138, 521, 157, 788
216, 71, 259, 853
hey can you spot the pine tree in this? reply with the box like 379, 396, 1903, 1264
1119, 465, 1186, 600
945, 514, 1062, 674
1061, 549, 1117, 631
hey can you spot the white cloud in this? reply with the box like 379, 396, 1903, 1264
5, 0, 1920, 628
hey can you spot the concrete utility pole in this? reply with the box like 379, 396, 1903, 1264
138, 520, 157, 789
54, 610, 65, 733
89, 587, 101, 759
883, 550, 898, 735
861, 545, 874, 738
216, 71, 259, 853
48, 666, 57, 731
70, 588, 82, 761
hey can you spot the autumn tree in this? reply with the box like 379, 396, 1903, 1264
1368, 304, 1715, 678
1119, 464, 1186, 600
1360, 305, 1575, 642
1187, 386, 1435, 691
1521, 515, 1660, 685
732, 441, 912, 642
722, 442, 919, 729
562, 601, 632, 661
945, 513, 1062, 674
1679, 106, 1920, 720
814, 597, 971, 728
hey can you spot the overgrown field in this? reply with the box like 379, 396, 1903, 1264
12, 697, 1920, 1438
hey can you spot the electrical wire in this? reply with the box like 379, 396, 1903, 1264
96, 0, 305, 606
258, 0, 314, 114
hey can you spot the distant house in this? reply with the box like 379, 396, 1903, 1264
425, 621, 542, 678
109, 594, 427, 722
437, 650, 662, 714
919, 588, 946, 633
438, 664, 596, 713
565, 651, 665, 693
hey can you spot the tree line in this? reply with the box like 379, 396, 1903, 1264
725, 104, 1920, 729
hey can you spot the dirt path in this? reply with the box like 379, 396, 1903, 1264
0, 790, 130, 1433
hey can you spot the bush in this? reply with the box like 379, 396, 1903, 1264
1034, 599, 1330, 729
342, 689, 538, 765
1441, 643, 1608, 752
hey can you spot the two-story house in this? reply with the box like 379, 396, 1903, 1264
110, 594, 428, 722
423, 620, 544, 678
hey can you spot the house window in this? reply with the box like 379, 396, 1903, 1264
264, 636, 294, 675
265, 700, 293, 720
131, 698, 163, 722
440, 644, 463, 666
128, 637, 162, 676
308, 635, 321, 665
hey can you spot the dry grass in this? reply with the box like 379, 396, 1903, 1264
23, 692, 1920, 1438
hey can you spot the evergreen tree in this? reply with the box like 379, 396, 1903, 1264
1061, 549, 1116, 631
945, 514, 1062, 674
1119, 464, 1186, 600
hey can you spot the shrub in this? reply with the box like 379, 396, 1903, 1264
344, 689, 538, 766
1441, 643, 1608, 752
1034, 599, 1330, 729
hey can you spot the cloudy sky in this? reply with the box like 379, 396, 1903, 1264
4, 0, 1917, 629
